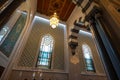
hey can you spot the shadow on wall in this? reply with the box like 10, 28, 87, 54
0, 66, 4, 77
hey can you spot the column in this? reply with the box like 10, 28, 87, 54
89, 12, 120, 80
95, 12, 120, 80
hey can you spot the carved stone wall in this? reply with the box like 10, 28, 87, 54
9, 70, 68, 80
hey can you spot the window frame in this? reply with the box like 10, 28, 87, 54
82, 43, 95, 72
37, 34, 54, 69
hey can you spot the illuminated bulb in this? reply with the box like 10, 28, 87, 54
51, 25, 56, 28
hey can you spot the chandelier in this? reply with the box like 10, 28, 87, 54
50, 12, 59, 29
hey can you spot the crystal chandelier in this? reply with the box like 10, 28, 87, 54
50, 13, 59, 29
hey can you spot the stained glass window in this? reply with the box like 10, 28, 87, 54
0, 13, 27, 57
82, 44, 95, 72
37, 34, 54, 69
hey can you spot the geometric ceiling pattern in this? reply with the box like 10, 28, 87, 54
37, 0, 76, 21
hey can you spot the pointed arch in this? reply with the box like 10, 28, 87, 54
37, 34, 54, 69
82, 43, 95, 72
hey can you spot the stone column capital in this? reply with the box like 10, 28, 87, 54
85, 6, 101, 21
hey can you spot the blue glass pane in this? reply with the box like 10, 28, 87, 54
37, 35, 54, 68
82, 44, 95, 71
85, 58, 94, 71
87, 66, 94, 71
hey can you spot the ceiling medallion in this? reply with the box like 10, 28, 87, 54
50, 12, 59, 29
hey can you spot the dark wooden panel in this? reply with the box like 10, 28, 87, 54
37, 0, 76, 21
37, 0, 43, 13
64, 3, 75, 21
60, 0, 71, 21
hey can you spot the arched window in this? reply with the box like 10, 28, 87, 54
37, 34, 54, 69
82, 44, 95, 72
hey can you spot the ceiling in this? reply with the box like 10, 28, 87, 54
37, 0, 76, 21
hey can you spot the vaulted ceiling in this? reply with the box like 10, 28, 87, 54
37, 0, 76, 21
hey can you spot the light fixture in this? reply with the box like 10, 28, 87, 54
50, 12, 59, 29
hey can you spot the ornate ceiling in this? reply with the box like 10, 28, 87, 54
37, 0, 76, 21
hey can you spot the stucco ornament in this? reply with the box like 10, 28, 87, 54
70, 54, 79, 64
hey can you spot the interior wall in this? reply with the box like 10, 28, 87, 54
8, 14, 69, 80
66, 1, 106, 80
78, 30, 105, 74
0, 0, 37, 79
17, 13, 66, 70
66, 6, 84, 36
69, 30, 106, 80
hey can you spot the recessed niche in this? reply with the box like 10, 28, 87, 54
118, 8, 120, 12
